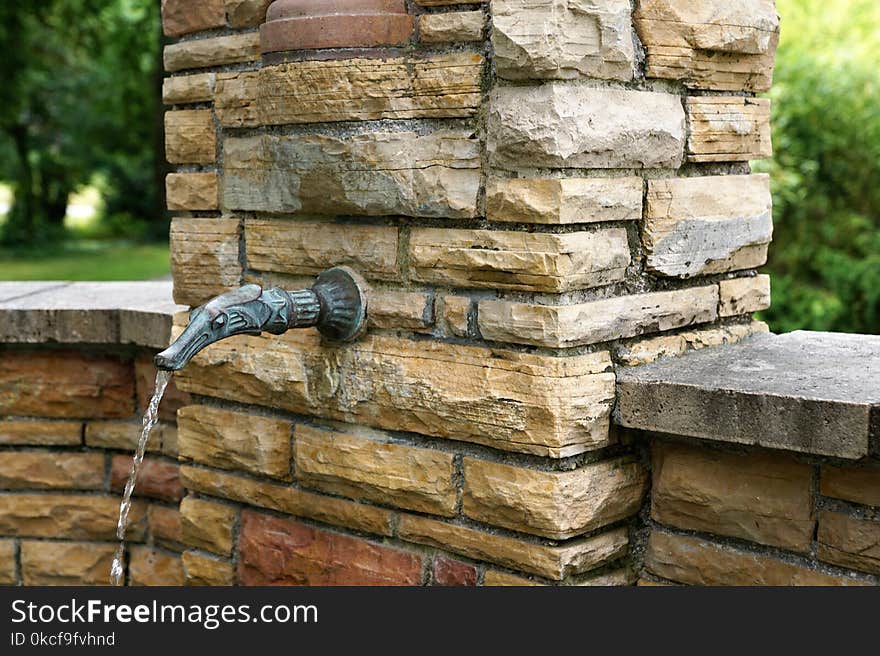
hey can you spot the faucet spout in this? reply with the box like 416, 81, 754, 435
154, 266, 368, 371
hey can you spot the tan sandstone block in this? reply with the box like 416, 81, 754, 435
129, 547, 185, 586
652, 442, 815, 552
164, 110, 216, 164
719, 275, 771, 317
440, 296, 470, 337
643, 175, 773, 278
821, 465, 880, 508
149, 505, 183, 549
398, 514, 628, 580
213, 71, 260, 127
180, 497, 236, 556
463, 457, 647, 539
483, 570, 543, 586
416, 0, 481, 4
0, 494, 146, 541
84, 420, 166, 453
21, 541, 115, 586
489, 84, 685, 170
0, 420, 81, 446
164, 33, 261, 72
173, 330, 616, 457
486, 177, 643, 225
409, 228, 630, 292
0, 540, 15, 584
492, 0, 634, 81
178, 405, 292, 480
687, 97, 772, 162
614, 320, 769, 366
183, 551, 236, 585
170, 218, 242, 306
162, 0, 226, 37
367, 291, 432, 332
163, 73, 216, 105
295, 426, 457, 516
165, 172, 219, 211
225, 0, 271, 28
817, 511, 880, 575
0, 452, 104, 490
419, 11, 483, 43
478, 286, 719, 348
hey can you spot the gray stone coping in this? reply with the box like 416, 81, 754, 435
616, 331, 880, 460
0, 282, 186, 350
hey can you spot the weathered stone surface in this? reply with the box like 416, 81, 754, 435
163, 73, 216, 105
111, 456, 183, 503
652, 442, 814, 552
174, 330, 616, 457
440, 296, 470, 337
492, 0, 634, 81
21, 541, 116, 586
573, 568, 636, 586
0, 452, 104, 490
409, 228, 630, 292
295, 426, 457, 516
420, 11, 483, 43
0, 494, 145, 540
817, 511, 880, 575
482, 570, 542, 586
245, 220, 399, 281
617, 331, 880, 460
463, 458, 646, 539
216, 54, 482, 128
85, 420, 167, 453
164, 33, 261, 72
170, 218, 241, 307
416, 0, 480, 4
136, 355, 191, 424
166, 172, 219, 211
720, 275, 771, 317
149, 505, 183, 549
0, 351, 134, 419
162, 0, 226, 37
488, 84, 685, 170
367, 291, 432, 332
398, 515, 628, 580
0, 420, 81, 446
239, 511, 423, 586
183, 551, 235, 585
164, 110, 216, 164
180, 497, 236, 556
614, 320, 769, 366
0, 540, 15, 585
821, 465, 880, 508
432, 555, 477, 586
225, 0, 270, 27
634, 0, 780, 92
181, 465, 393, 536
687, 97, 772, 162
222, 131, 481, 218
478, 286, 719, 347
178, 405, 292, 480
486, 177, 643, 225
643, 175, 773, 278
129, 547, 185, 586
645, 531, 866, 586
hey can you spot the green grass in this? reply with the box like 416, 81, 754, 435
0, 241, 170, 281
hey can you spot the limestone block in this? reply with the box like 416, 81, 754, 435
173, 331, 616, 457
367, 291, 433, 331
180, 497, 236, 555
0, 452, 104, 490
0, 540, 15, 585
687, 97, 772, 162
164, 33, 261, 73
21, 541, 116, 586
634, 0, 780, 91
486, 177, 643, 224
463, 457, 647, 539
170, 218, 241, 307
165, 172, 218, 211
213, 71, 260, 127
0, 494, 146, 540
0, 420, 82, 446
719, 275, 771, 317
409, 228, 630, 292
821, 465, 880, 508
163, 73, 216, 105
225, 0, 270, 27
419, 11, 484, 43
162, 0, 226, 37
294, 426, 457, 516
440, 296, 470, 336
817, 511, 880, 575
492, 0, 634, 81
85, 420, 169, 453
652, 442, 815, 552
488, 84, 685, 170
164, 110, 216, 164
183, 551, 235, 585
478, 286, 719, 347
129, 547, 185, 586
222, 131, 481, 218
643, 175, 773, 278
614, 320, 769, 366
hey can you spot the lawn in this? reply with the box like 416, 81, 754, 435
0, 241, 170, 281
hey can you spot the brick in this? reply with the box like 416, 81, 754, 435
432, 555, 477, 586
180, 497, 236, 556
720, 275, 772, 317
645, 531, 866, 586
486, 177, 643, 225
135, 355, 191, 424
419, 11, 483, 43
0, 540, 15, 584
21, 541, 115, 586
0, 351, 134, 419
225, 0, 270, 28
0, 451, 104, 490
643, 175, 773, 278
178, 405, 291, 480
0, 494, 146, 540
149, 505, 183, 550
129, 547, 185, 586
488, 84, 685, 170
821, 465, 880, 508
170, 218, 242, 306
0, 420, 81, 446
492, 0, 633, 81
463, 457, 646, 539
440, 296, 470, 337
478, 287, 719, 348
173, 330, 616, 457
181, 465, 393, 537
183, 551, 235, 585
817, 511, 880, 575
687, 97, 772, 162
239, 511, 423, 586
398, 514, 628, 580
161, 0, 226, 37
164, 33, 261, 73
85, 420, 167, 453
295, 425, 457, 516
651, 442, 815, 552
164, 110, 216, 164
409, 228, 630, 292
162, 73, 216, 105
111, 455, 183, 503
165, 172, 219, 211
367, 291, 433, 332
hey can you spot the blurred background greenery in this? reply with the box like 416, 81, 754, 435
0, 0, 877, 333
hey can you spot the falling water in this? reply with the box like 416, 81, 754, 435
110, 370, 172, 586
